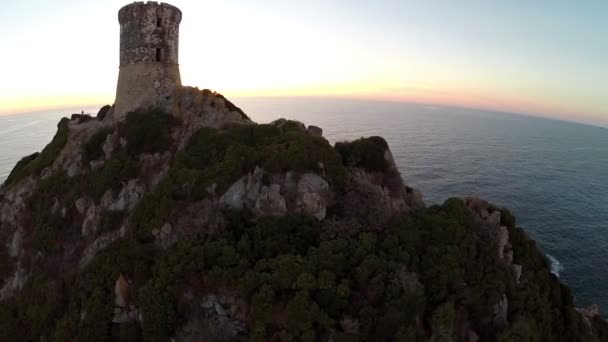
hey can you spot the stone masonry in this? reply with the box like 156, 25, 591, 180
114, 2, 182, 119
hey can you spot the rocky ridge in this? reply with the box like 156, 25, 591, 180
0, 89, 606, 342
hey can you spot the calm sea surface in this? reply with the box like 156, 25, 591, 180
1, 98, 607, 311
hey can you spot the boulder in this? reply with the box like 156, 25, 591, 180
109, 180, 145, 212
221, 178, 246, 209
490, 294, 508, 328
296, 173, 330, 220
9, 229, 22, 258
102, 130, 119, 160
254, 184, 287, 216
307, 125, 323, 137
114, 274, 129, 308
75, 197, 89, 215
512, 264, 523, 284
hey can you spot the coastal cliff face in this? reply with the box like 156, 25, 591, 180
0, 90, 606, 341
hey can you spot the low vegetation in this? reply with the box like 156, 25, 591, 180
335, 136, 391, 172
130, 123, 346, 241
0, 109, 604, 341
2, 195, 600, 341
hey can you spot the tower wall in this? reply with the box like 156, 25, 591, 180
114, 2, 182, 118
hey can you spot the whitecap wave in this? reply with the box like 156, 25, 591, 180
547, 254, 564, 277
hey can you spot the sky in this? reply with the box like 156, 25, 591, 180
0, 0, 606, 126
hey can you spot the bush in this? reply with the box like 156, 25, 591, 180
83, 128, 110, 161
123, 110, 176, 156
87, 150, 138, 200
97, 105, 111, 120
130, 124, 346, 240
335, 136, 390, 172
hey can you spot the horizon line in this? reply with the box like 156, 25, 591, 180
1, 94, 606, 130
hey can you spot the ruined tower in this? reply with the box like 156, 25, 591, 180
114, 2, 182, 118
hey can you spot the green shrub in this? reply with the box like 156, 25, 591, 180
83, 128, 110, 161
335, 136, 390, 172
97, 105, 111, 120
130, 124, 346, 240
0, 245, 11, 284
98, 210, 125, 233
123, 110, 176, 156
87, 150, 138, 200
0, 276, 68, 341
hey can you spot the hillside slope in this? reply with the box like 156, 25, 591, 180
0, 90, 606, 342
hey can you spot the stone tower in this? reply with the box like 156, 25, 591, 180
114, 2, 182, 118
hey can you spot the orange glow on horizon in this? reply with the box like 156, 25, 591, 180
0, 84, 604, 128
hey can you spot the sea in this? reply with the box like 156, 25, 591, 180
1, 98, 607, 312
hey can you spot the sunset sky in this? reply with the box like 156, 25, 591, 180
0, 0, 606, 126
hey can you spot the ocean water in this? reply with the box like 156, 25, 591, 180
1, 98, 607, 312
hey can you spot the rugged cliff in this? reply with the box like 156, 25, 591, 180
0, 89, 606, 342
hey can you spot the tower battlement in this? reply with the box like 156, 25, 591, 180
114, 1, 182, 118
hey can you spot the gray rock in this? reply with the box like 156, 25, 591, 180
480, 208, 490, 219
487, 211, 502, 227
161, 223, 172, 236
75, 197, 88, 215
298, 192, 326, 220
245, 166, 264, 205
254, 184, 287, 216
102, 131, 118, 160
296, 173, 330, 220
67, 162, 80, 178
307, 125, 323, 137
491, 294, 509, 328
9, 229, 22, 258
0, 266, 28, 301
297, 173, 329, 194
109, 180, 144, 212
512, 264, 523, 284
90, 160, 105, 171
496, 226, 510, 261
215, 302, 227, 316
82, 204, 100, 236
285, 171, 297, 194
201, 295, 216, 309
221, 178, 246, 209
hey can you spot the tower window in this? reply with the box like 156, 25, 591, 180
156, 17, 162, 27
156, 48, 163, 62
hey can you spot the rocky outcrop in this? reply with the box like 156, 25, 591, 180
3, 91, 603, 342
340, 143, 424, 226
172, 87, 253, 150
465, 198, 518, 330
221, 167, 333, 220
465, 197, 513, 265
113, 274, 139, 324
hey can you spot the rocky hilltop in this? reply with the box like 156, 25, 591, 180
0, 90, 606, 341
